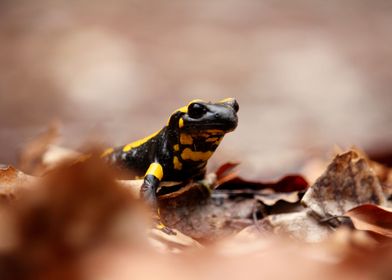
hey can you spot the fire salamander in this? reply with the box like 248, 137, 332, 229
102, 98, 239, 228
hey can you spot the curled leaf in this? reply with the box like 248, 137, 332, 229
0, 166, 36, 200
217, 175, 308, 193
255, 190, 300, 206
18, 123, 59, 174
214, 162, 240, 186
345, 204, 392, 238
255, 210, 331, 242
215, 162, 240, 179
302, 150, 387, 219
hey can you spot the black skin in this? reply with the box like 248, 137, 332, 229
104, 98, 239, 213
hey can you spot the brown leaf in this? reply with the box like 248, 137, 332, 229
323, 227, 380, 260
345, 204, 392, 238
148, 228, 203, 253
41, 145, 83, 169
215, 162, 240, 179
0, 166, 35, 187
368, 148, 392, 168
255, 190, 300, 206
217, 174, 308, 193
254, 210, 332, 242
0, 166, 36, 203
214, 162, 240, 185
18, 122, 59, 175
352, 148, 392, 199
158, 182, 257, 242
0, 158, 145, 279
302, 150, 387, 219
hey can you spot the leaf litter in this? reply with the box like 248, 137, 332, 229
0, 128, 392, 279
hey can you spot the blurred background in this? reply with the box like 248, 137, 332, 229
1, 0, 392, 178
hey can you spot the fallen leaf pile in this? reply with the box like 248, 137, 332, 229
0, 157, 147, 279
1, 133, 392, 279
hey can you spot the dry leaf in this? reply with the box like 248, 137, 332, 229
345, 204, 392, 238
215, 162, 240, 186
218, 174, 308, 193
255, 210, 332, 242
353, 148, 392, 199
159, 182, 257, 242
322, 227, 379, 261
255, 190, 300, 206
18, 123, 59, 174
0, 166, 36, 202
42, 144, 83, 168
0, 158, 147, 279
302, 150, 386, 219
148, 228, 202, 253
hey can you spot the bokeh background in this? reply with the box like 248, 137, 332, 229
1, 0, 392, 178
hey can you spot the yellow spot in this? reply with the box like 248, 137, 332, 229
171, 100, 206, 116
173, 156, 182, 170
168, 100, 206, 124
156, 222, 165, 230
180, 133, 193, 145
173, 144, 179, 151
206, 129, 224, 135
172, 105, 188, 115
168, 105, 188, 125
178, 105, 188, 113
178, 118, 184, 128
215, 138, 223, 145
145, 162, 164, 180
198, 132, 211, 138
181, 148, 212, 161
76, 154, 92, 163
206, 137, 219, 142
188, 99, 204, 105
123, 130, 159, 152
219, 97, 235, 103
101, 147, 114, 157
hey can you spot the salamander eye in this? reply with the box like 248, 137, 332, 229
188, 103, 207, 119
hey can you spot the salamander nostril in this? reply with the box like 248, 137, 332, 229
214, 113, 220, 118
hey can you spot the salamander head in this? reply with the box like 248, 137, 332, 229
169, 98, 239, 134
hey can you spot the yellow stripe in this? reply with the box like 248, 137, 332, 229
123, 130, 159, 152
206, 137, 219, 142
173, 144, 179, 151
215, 138, 223, 145
178, 118, 184, 128
156, 222, 166, 229
167, 105, 188, 125
180, 133, 193, 145
101, 147, 114, 157
171, 100, 205, 116
173, 105, 188, 115
219, 97, 234, 103
188, 99, 204, 105
198, 132, 211, 138
145, 162, 164, 180
168, 100, 206, 125
181, 148, 212, 161
206, 129, 224, 135
173, 156, 182, 170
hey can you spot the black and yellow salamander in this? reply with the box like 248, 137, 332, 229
102, 98, 239, 216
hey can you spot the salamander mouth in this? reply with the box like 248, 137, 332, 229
185, 121, 237, 132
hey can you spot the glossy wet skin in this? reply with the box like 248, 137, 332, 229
180, 99, 239, 133
104, 98, 239, 220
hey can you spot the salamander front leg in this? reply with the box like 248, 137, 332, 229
140, 162, 176, 235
